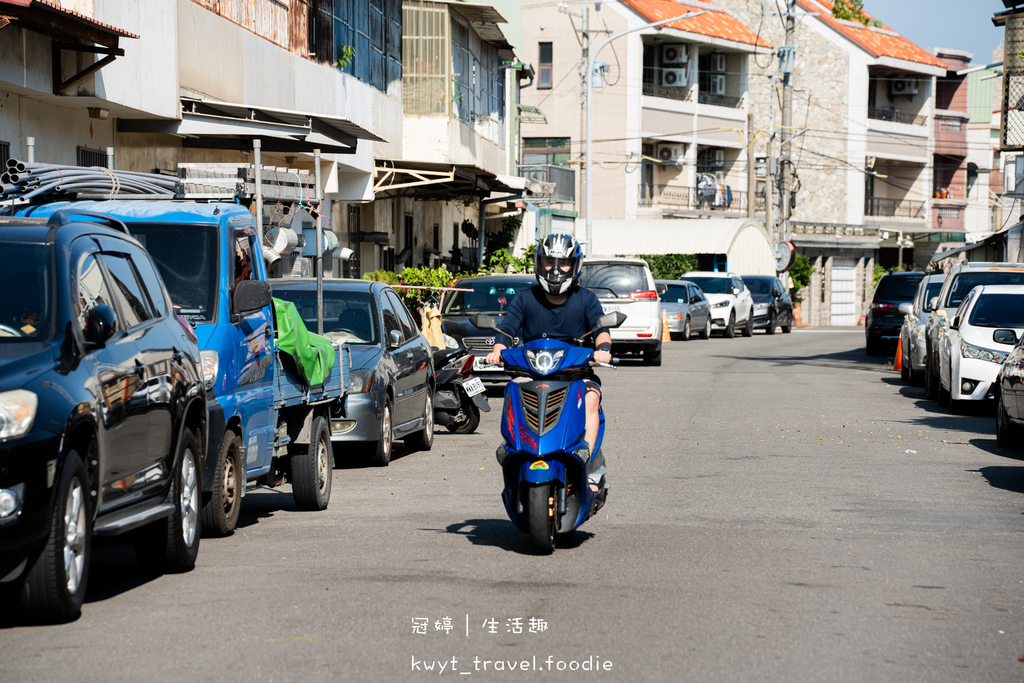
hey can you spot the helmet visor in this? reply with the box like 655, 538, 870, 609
539, 257, 576, 283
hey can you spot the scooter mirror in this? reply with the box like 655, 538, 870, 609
596, 311, 627, 330
469, 313, 499, 331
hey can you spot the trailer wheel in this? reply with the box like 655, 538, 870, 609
292, 416, 333, 511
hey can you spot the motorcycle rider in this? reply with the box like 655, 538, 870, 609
485, 233, 611, 492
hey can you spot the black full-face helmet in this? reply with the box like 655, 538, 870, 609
534, 233, 583, 295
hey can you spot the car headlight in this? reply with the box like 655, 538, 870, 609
754, 303, 769, 312
961, 341, 1008, 364
525, 349, 564, 374
712, 301, 731, 309
200, 350, 219, 390
0, 390, 36, 441
347, 368, 374, 394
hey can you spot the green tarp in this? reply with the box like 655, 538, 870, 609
272, 297, 335, 387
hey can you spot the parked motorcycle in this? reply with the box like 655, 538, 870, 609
469, 311, 626, 553
432, 341, 490, 433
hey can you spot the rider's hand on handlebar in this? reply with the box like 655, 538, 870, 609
485, 344, 507, 366
593, 348, 612, 365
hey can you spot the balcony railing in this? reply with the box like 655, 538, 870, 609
517, 164, 575, 204
639, 184, 764, 213
867, 106, 927, 126
697, 91, 742, 108
865, 196, 925, 219
641, 79, 694, 103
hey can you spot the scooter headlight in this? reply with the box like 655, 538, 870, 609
525, 349, 564, 374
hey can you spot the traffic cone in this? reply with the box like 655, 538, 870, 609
661, 309, 672, 343
893, 336, 902, 372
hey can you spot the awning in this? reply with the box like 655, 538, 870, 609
930, 242, 980, 261
117, 98, 385, 155
0, 0, 138, 94
436, 0, 514, 58
587, 217, 769, 255
373, 159, 526, 199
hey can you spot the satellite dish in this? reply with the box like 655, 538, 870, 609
775, 241, 796, 272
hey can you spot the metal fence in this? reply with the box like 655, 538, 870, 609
865, 196, 925, 218
867, 106, 927, 126
517, 164, 575, 204
639, 184, 763, 213
1002, 13, 1024, 149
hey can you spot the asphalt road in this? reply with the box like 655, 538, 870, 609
2, 328, 1023, 682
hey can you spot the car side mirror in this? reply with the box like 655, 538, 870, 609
950, 315, 960, 330
994, 329, 1018, 345
84, 304, 118, 347
898, 302, 913, 315
233, 280, 272, 316
732, 287, 741, 295
656, 283, 667, 296
928, 296, 939, 310
388, 329, 402, 349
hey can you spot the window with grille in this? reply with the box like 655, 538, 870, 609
937, 207, 961, 221
938, 118, 962, 131
522, 137, 571, 166
77, 147, 107, 168
539, 42, 552, 89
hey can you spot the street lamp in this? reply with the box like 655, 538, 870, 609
584, 10, 703, 255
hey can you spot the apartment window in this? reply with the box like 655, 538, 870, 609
77, 147, 107, 168
938, 118, 962, 132
522, 137, 570, 166
538, 42, 552, 89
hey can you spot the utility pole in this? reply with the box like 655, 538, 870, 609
779, 1, 796, 244
747, 113, 756, 219
578, 1, 590, 228
765, 75, 775, 244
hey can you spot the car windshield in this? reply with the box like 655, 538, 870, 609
685, 277, 731, 294
580, 264, 648, 297
874, 275, 924, 300
0, 243, 51, 341
661, 284, 691, 304
968, 293, 1024, 328
922, 281, 944, 312
948, 272, 1024, 308
443, 281, 532, 316
272, 289, 379, 345
743, 278, 772, 295
131, 224, 218, 323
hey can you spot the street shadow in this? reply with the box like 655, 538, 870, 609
719, 345, 884, 372
974, 465, 1024, 496
443, 518, 594, 554
235, 489, 290, 530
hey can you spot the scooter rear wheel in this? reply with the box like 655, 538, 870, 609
526, 483, 556, 554
447, 402, 480, 434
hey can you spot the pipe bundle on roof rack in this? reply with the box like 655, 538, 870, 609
1, 160, 180, 200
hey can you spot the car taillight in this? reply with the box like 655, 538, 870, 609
629, 290, 659, 299
460, 355, 474, 377
870, 302, 894, 312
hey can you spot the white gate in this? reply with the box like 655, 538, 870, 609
830, 258, 857, 326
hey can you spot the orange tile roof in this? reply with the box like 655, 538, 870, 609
796, 0, 945, 70
621, 0, 772, 50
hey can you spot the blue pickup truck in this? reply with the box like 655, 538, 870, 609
19, 201, 348, 535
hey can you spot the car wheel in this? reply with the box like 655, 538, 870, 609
405, 391, 434, 451
371, 397, 394, 467
680, 317, 691, 341
742, 312, 754, 337
997, 394, 1015, 449
200, 430, 242, 537
724, 312, 736, 338
781, 314, 792, 333
292, 415, 333, 511
700, 317, 711, 340
19, 450, 90, 624
643, 344, 662, 366
136, 428, 201, 574
766, 311, 777, 335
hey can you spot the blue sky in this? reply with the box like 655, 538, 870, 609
869, 0, 1005, 65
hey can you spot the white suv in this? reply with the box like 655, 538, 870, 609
580, 258, 664, 365
682, 272, 754, 338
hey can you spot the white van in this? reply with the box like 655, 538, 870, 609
579, 258, 664, 365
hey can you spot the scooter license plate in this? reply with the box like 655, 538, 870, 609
462, 377, 485, 397
473, 357, 502, 372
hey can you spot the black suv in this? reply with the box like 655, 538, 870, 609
866, 271, 925, 355
0, 209, 207, 623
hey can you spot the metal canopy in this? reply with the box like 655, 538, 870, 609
373, 160, 523, 200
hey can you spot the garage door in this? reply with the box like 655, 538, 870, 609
830, 258, 857, 326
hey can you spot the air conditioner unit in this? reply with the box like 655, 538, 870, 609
890, 78, 919, 96
710, 53, 727, 73
661, 68, 688, 87
713, 149, 725, 165
709, 74, 727, 95
657, 144, 685, 163
661, 44, 688, 66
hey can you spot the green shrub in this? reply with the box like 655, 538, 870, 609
789, 253, 813, 302
638, 254, 700, 280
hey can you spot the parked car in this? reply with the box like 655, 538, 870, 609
996, 327, 1024, 449
681, 272, 754, 338
866, 271, 924, 355
938, 285, 1024, 413
741, 275, 794, 334
898, 273, 946, 385
655, 280, 711, 340
439, 274, 535, 382
0, 210, 207, 623
924, 261, 1024, 400
581, 258, 664, 365
270, 279, 434, 466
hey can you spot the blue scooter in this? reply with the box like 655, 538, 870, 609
469, 312, 626, 553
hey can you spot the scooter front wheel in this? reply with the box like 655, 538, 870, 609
526, 483, 556, 554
